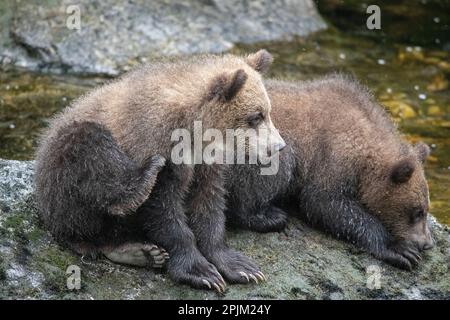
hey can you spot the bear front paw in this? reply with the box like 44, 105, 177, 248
168, 253, 226, 293
238, 205, 288, 233
381, 241, 422, 271
207, 248, 265, 284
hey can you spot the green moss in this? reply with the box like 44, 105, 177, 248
40, 263, 67, 293
26, 227, 46, 242
35, 246, 77, 271
2, 213, 30, 245
3, 214, 25, 230
3, 212, 36, 241
33, 246, 79, 295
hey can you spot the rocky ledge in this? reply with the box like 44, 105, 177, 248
0, 159, 449, 299
0, 0, 326, 75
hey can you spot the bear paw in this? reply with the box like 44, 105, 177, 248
206, 248, 266, 284
381, 241, 422, 271
247, 206, 288, 233
102, 243, 169, 268
168, 253, 226, 293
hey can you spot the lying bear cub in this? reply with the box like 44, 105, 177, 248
226, 75, 434, 271
35, 50, 284, 292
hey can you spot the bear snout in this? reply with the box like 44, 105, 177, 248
422, 241, 434, 250
274, 141, 286, 153
266, 140, 286, 157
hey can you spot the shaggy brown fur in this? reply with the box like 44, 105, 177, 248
226, 75, 434, 270
35, 50, 283, 291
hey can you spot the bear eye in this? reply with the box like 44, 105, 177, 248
246, 112, 264, 128
410, 208, 425, 224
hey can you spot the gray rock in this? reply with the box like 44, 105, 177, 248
1, 158, 449, 299
0, 0, 326, 75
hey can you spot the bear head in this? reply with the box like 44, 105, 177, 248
201, 49, 286, 162
362, 141, 434, 251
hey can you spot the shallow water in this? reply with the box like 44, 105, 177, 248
0, 30, 449, 225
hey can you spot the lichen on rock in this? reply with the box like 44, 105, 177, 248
0, 159, 449, 299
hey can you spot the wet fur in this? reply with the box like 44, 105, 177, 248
35, 51, 273, 290
225, 75, 431, 270
35, 121, 165, 246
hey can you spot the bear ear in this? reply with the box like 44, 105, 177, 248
245, 49, 273, 74
390, 159, 415, 184
414, 142, 430, 164
207, 69, 248, 102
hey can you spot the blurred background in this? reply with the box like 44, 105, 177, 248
0, 0, 449, 225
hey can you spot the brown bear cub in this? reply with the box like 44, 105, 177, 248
226, 75, 434, 270
35, 50, 283, 291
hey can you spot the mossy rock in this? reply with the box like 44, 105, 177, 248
1, 159, 449, 300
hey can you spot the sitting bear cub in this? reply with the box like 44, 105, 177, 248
226, 75, 434, 270
35, 50, 285, 292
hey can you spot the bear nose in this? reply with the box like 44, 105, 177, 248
275, 141, 286, 152
267, 142, 286, 157
422, 242, 434, 250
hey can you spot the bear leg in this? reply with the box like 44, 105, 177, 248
300, 185, 420, 270
35, 121, 165, 242
187, 164, 266, 285
230, 205, 288, 233
139, 163, 226, 292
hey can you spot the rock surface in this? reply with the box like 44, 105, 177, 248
0, 0, 326, 75
1, 158, 449, 300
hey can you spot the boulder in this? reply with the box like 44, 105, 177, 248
1, 159, 449, 299
0, 0, 326, 75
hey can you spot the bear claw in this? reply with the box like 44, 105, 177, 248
209, 279, 226, 293
202, 279, 212, 289
142, 244, 169, 268
213, 283, 222, 293
239, 271, 250, 282
206, 248, 263, 285
201, 279, 225, 293
381, 240, 424, 270
249, 274, 259, 283
256, 271, 266, 282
